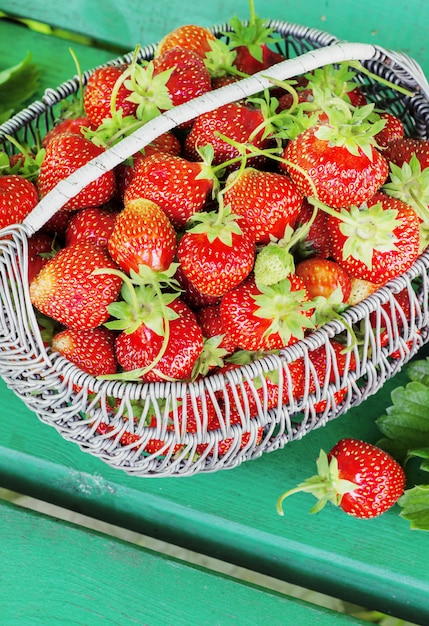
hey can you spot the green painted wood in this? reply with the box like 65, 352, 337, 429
1, 0, 429, 75
1, 360, 429, 625
1, 500, 368, 625
0, 19, 114, 97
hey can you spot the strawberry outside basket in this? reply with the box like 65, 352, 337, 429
1, 20, 429, 477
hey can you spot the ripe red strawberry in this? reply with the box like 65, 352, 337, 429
183, 102, 271, 171
123, 152, 214, 230
177, 204, 255, 297
374, 112, 404, 148
281, 106, 389, 208
42, 116, 92, 147
223, 167, 303, 244
115, 132, 182, 200
155, 24, 216, 58
27, 232, 56, 284
153, 46, 212, 114
0, 174, 39, 229
326, 192, 421, 284
196, 304, 237, 354
220, 273, 314, 351
227, 2, 285, 75
29, 241, 122, 330
381, 137, 429, 169
295, 257, 352, 302
51, 327, 118, 376
174, 265, 220, 310
293, 198, 331, 260
277, 438, 406, 519
112, 295, 204, 382
37, 133, 116, 212
108, 198, 177, 274
65, 207, 117, 248
83, 64, 137, 127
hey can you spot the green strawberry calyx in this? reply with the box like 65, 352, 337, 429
254, 208, 319, 287
225, 0, 281, 62
191, 335, 229, 380
382, 154, 429, 223
93, 263, 181, 379
276, 449, 358, 515
310, 197, 401, 270
252, 277, 315, 346
314, 103, 386, 160
186, 198, 244, 247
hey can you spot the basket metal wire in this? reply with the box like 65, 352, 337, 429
1, 21, 429, 476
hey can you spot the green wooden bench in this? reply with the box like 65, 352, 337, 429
1, 1, 429, 624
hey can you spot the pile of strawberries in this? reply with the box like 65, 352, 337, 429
1, 4, 429, 457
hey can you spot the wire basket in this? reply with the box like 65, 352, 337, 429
1, 20, 429, 477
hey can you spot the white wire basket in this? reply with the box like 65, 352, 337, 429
1, 20, 429, 477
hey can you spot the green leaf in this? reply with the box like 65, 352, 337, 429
398, 485, 429, 531
0, 53, 39, 116
406, 357, 429, 386
376, 381, 429, 454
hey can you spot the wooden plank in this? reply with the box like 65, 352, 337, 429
0, 20, 114, 98
0, 499, 366, 625
1, 0, 429, 74
0, 358, 428, 625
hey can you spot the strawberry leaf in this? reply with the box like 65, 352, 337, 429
0, 52, 39, 119
376, 380, 429, 456
398, 485, 429, 531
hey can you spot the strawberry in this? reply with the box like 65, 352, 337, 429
115, 132, 182, 200
123, 152, 214, 230
37, 133, 116, 212
346, 277, 382, 306
326, 192, 421, 284
27, 232, 56, 284
374, 112, 404, 148
293, 198, 331, 260
220, 273, 314, 351
381, 137, 429, 169
153, 46, 212, 115
196, 304, 237, 355
83, 64, 137, 128
382, 154, 429, 251
295, 257, 352, 302
51, 327, 118, 376
108, 199, 177, 274
107, 277, 204, 382
0, 174, 39, 229
174, 265, 220, 310
42, 116, 92, 147
65, 207, 117, 248
226, 0, 285, 75
177, 203, 255, 297
277, 438, 406, 519
281, 105, 389, 208
155, 24, 216, 58
29, 241, 122, 330
183, 102, 271, 172
223, 167, 303, 244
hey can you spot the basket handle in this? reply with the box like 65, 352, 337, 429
22, 41, 381, 235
